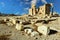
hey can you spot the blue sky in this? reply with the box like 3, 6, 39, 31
0, 0, 60, 15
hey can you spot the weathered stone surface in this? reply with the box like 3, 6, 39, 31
6, 22, 13, 26
30, 31, 39, 37
31, 21, 35, 24
4, 18, 10, 22
4, 19, 7, 22
37, 25, 50, 35
31, 24, 37, 31
10, 18, 16, 25
15, 24, 23, 30
24, 28, 33, 35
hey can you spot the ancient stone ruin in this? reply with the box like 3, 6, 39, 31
0, 3, 60, 37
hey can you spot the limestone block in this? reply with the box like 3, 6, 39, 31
12, 20, 16, 24
32, 24, 37, 31
15, 24, 23, 30
24, 28, 33, 35
31, 22, 35, 24
4, 18, 10, 22
30, 31, 39, 37
4, 18, 12, 23
10, 19, 16, 25
37, 25, 50, 35
4, 19, 7, 22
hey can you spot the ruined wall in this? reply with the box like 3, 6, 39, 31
29, 4, 51, 18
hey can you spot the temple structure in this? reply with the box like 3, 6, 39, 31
29, 4, 52, 18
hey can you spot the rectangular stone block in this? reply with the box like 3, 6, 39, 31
37, 25, 50, 35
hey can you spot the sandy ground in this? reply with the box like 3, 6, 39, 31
0, 24, 60, 40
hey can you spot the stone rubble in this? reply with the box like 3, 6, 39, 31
24, 28, 33, 35
0, 17, 57, 37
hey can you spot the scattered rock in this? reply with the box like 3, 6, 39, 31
37, 25, 50, 35
15, 23, 23, 31
30, 31, 39, 37
6, 22, 13, 26
10, 18, 16, 25
24, 28, 33, 35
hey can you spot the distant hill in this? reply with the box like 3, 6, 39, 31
0, 12, 21, 16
